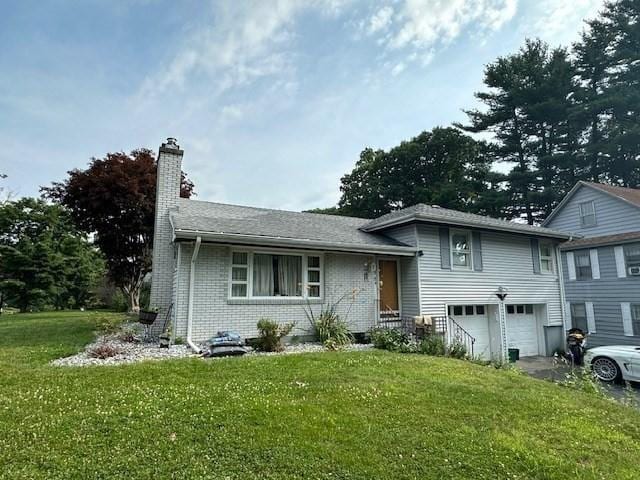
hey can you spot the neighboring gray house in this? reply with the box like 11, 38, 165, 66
150, 138, 571, 359
543, 181, 640, 347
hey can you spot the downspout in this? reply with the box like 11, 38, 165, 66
556, 244, 568, 335
187, 236, 202, 353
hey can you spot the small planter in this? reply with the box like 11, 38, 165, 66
139, 310, 158, 325
159, 335, 171, 349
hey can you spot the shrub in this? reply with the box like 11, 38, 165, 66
94, 314, 125, 336
116, 324, 140, 343
447, 340, 468, 359
303, 294, 356, 350
87, 342, 123, 359
370, 328, 412, 352
418, 334, 446, 356
312, 311, 353, 350
174, 337, 184, 345
255, 318, 295, 352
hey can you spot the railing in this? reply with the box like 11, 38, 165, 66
376, 314, 475, 358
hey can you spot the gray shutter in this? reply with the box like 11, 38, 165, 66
439, 227, 451, 270
472, 231, 483, 271
531, 238, 541, 274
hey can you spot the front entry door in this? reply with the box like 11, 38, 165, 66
379, 260, 399, 318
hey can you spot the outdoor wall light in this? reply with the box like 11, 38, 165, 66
495, 286, 508, 301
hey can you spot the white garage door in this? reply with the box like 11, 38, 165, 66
449, 305, 491, 359
506, 304, 539, 357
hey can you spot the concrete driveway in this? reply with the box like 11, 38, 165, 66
517, 356, 640, 406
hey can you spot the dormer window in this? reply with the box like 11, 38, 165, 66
579, 201, 596, 227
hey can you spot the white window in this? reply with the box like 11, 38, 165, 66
579, 201, 596, 227
450, 230, 472, 269
623, 243, 640, 270
230, 252, 249, 298
570, 303, 588, 332
632, 304, 640, 336
574, 251, 592, 280
539, 242, 554, 273
229, 251, 322, 299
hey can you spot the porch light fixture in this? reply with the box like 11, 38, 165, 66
495, 286, 508, 301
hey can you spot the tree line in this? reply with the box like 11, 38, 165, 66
312, 0, 640, 223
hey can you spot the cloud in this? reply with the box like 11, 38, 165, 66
359, 0, 517, 76
531, 0, 604, 40
136, 0, 351, 104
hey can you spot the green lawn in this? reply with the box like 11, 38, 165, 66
1, 312, 639, 479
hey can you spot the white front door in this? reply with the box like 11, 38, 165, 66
506, 304, 539, 357
449, 305, 491, 359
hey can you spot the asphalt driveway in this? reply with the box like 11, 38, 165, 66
517, 355, 640, 407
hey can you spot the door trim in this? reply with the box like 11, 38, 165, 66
378, 258, 402, 319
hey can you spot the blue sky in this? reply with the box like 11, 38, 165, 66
0, 0, 605, 211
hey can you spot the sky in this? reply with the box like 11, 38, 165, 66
0, 0, 606, 211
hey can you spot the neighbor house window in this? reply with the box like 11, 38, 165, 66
623, 243, 640, 270
230, 251, 322, 299
539, 242, 554, 273
579, 201, 596, 227
570, 303, 588, 331
574, 251, 592, 280
632, 304, 640, 336
450, 230, 472, 269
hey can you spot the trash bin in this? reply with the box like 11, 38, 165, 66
508, 348, 520, 363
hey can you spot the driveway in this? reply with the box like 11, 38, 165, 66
517, 356, 640, 407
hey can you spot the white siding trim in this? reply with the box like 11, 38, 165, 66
565, 301, 572, 328
586, 301, 596, 334
614, 246, 627, 278
589, 249, 600, 280
621, 302, 634, 336
566, 251, 576, 281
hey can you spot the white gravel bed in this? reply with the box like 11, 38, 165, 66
244, 342, 373, 357
51, 336, 195, 367
52, 335, 374, 367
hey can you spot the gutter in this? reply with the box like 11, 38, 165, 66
186, 236, 202, 353
173, 229, 417, 256
361, 215, 572, 240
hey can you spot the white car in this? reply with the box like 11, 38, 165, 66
584, 346, 640, 383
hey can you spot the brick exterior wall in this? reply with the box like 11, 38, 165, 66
149, 141, 183, 332
173, 243, 379, 341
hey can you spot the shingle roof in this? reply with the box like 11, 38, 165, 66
560, 231, 640, 250
170, 199, 415, 254
582, 182, 640, 208
361, 203, 571, 239
543, 181, 640, 226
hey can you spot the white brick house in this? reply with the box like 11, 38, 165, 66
150, 138, 572, 359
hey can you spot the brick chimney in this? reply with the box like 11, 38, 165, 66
149, 137, 183, 325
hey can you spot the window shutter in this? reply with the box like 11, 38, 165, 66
589, 249, 600, 280
439, 227, 451, 270
472, 231, 483, 271
565, 302, 572, 328
621, 302, 633, 336
530, 238, 541, 274
614, 246, 627, 278
566, 251, 576, 280
586, 302, 596, 334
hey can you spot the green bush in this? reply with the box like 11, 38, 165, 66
312, 311, 353, 350
418, 334, 446, 356
254, 318, 295, 352
447, 340, 468, 359
370, 328, 412, 352
94, 314, 125, 336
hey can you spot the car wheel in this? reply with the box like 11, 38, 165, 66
591, 356, 622, 383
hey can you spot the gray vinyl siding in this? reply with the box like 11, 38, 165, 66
416, 224, 564, 326
562, 246, 640, 347
385, 225, 420, 317
546, 185, 640, 236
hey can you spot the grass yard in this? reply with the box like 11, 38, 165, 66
1, 312, 640, 479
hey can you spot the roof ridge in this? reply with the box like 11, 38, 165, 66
178, 198, 369, 221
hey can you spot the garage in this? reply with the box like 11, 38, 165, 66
505, 304, 539, 357
448, 304, 492, 359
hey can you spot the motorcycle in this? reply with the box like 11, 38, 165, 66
566, 328, 586, 366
